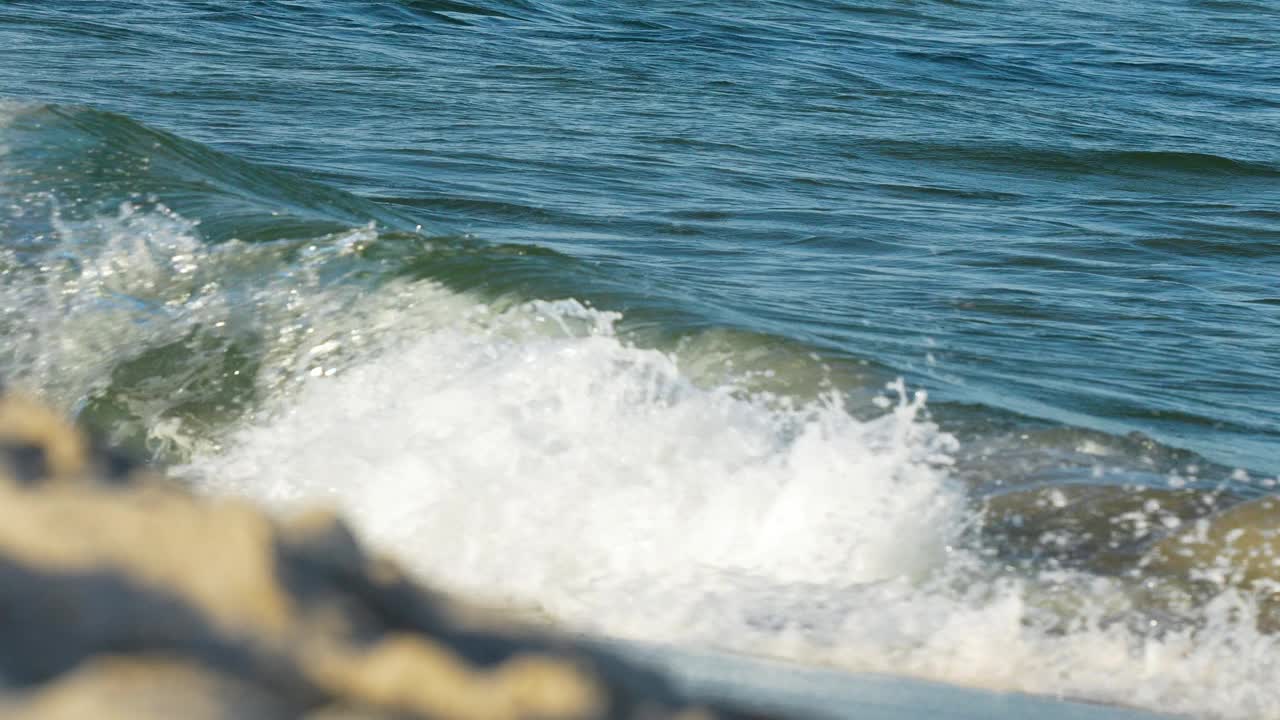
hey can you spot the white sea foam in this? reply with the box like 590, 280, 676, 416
189, 297, 963, 591
0, 202, 465, 453
7, 202, 1274, 719
180, 283, 1280, 720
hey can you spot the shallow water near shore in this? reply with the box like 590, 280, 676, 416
2, 2, 1279, 718
608, 641, 1179, 719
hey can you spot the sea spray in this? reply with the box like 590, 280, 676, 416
184, 298, 965, 597
180, 290, 1280, 720
0, 200, 453, 457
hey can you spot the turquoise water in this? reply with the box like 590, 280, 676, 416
2, 2, 1279, 718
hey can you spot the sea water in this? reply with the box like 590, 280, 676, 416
1, 2, 1278, 717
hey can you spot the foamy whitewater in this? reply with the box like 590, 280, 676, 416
126, 224, 1266, 719
181, 281, 1279, 719
3, 198, 1277, 718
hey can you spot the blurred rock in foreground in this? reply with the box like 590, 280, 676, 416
0, 393, 774, 720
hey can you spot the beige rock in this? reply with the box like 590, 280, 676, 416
0, 393, 768, 719
0, 657, 292, 720
0, 393, 88, 480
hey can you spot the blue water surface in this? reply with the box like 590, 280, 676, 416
1, 0, 1277, 472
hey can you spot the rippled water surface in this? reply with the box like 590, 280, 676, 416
2, 2, 1279, 718
4, 1, 1278, 471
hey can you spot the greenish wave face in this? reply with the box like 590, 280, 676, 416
0, 102, 896, 458
3, 2, 1280, 717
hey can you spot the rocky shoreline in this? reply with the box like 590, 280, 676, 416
0, 392, 773, 719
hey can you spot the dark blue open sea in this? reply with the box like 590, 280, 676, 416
2, 2, 1278, 717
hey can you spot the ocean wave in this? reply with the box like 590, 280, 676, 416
0, 102, 419, 241
174, 288, 1280, 720
3, 98, 1280, 718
